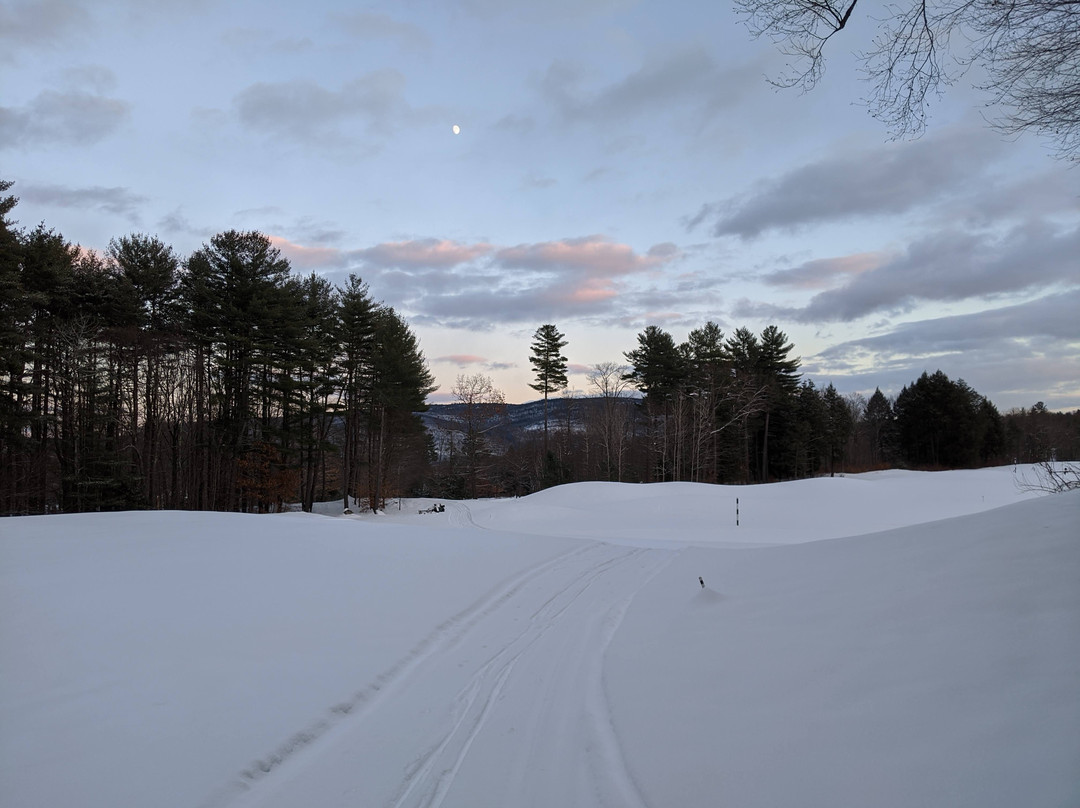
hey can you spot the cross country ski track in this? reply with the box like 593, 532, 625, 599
211, 540, 674, 808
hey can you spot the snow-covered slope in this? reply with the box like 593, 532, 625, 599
2, 467, 1077, 808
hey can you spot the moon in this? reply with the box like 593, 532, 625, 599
452, 124, 460, 135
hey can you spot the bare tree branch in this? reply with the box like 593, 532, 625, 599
733, 0, 1080, 157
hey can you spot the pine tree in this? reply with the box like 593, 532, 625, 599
182, 230, 293, 509
624, 325, 684, 403
822, 382, 853, 476
682, 321, 740, 483
624, 326, 686, 481
894, 370, 995, 468
337, 275, 377, 512
864, 388, 897, 467
365, 305, 437, 510
757, 325, 801, 481
293, 273, 340, 512
107, 234, 180, 508
0, 180, 30, 513
528, 323, 569, 457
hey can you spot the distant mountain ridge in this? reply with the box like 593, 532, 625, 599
419, 396, 635, 447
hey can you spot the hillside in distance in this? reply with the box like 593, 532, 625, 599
420, 396, 628, 445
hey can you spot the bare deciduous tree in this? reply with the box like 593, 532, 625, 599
451, 373, 506, 497
587, 362, 634, 482
733, 0, 1080, 158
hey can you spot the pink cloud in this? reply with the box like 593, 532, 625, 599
561, 277, 619, 303
496, 235, 677, 276
267, 235, 344, 268
357, 238, 492, 268
435, 354, 488, 366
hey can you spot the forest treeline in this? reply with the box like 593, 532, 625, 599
1, 182, 434, 515
435, 325, 1078, 499
2, 180, 1076, 514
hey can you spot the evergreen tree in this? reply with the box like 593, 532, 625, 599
757, 325, 801, 481
894, 370, 995, 468
365, 305, 437, 510
182, 230, 293, 510
680, 323, 721, 481
624, 325, 684, 403
624, 325, 686, 481
293, 273, 340, 512
791, 379, 826, 477
864, 387, 898, 467
0, 180, 30, 512
724, 327, 761, 482
107, 234, 181, 508
528, 323, 569, 457
337, 275, 377, 512
822, 382, 853, 476
19, 225, 80, 511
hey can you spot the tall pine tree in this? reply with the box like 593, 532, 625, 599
528, 323, 569, 457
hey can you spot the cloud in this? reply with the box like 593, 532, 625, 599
291, 220, 346, 246
823, 289, 1080, 358
433, 354, 517, 374
492, 114, 536, 134
0, 0, 90, 58
541, 47, 756, 127
950, 168, 1080, 226
763, 252, 884, 290
435, 354, 488, 366
0, 89, 129, 148
356, 239, 493, 269
268, 233, 681, 330
332, 11, 430, 52
695, 128, 1005, 239
267, 236, 346, 269
495, 235, 674, 276
742, 222, 1080, 323
807, 290, 1080, 409
264, 236, 494, 274
18, 182, 146, 220
233, 72, 412, 143
412, 284, 607, 330
157, 208, 214, 239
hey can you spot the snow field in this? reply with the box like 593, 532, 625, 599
2, 466, 1077, 807
607, 492, 1080, 808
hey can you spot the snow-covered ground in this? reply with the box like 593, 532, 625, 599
2, 466, 1078, 808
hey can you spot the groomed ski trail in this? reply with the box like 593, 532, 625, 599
223, 541, 673, 808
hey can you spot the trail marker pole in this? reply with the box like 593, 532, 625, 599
736, 497, 739, 527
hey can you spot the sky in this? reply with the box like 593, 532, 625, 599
3, 0, 1078, 410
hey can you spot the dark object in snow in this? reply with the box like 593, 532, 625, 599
699, 576, 705, 589
418, 503, 446, 514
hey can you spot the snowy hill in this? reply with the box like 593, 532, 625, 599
2, 466, 1078, 808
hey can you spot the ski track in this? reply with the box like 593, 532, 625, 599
447, 502, 486, 531
197, 541, 598, 808
215, 541, 674, 808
